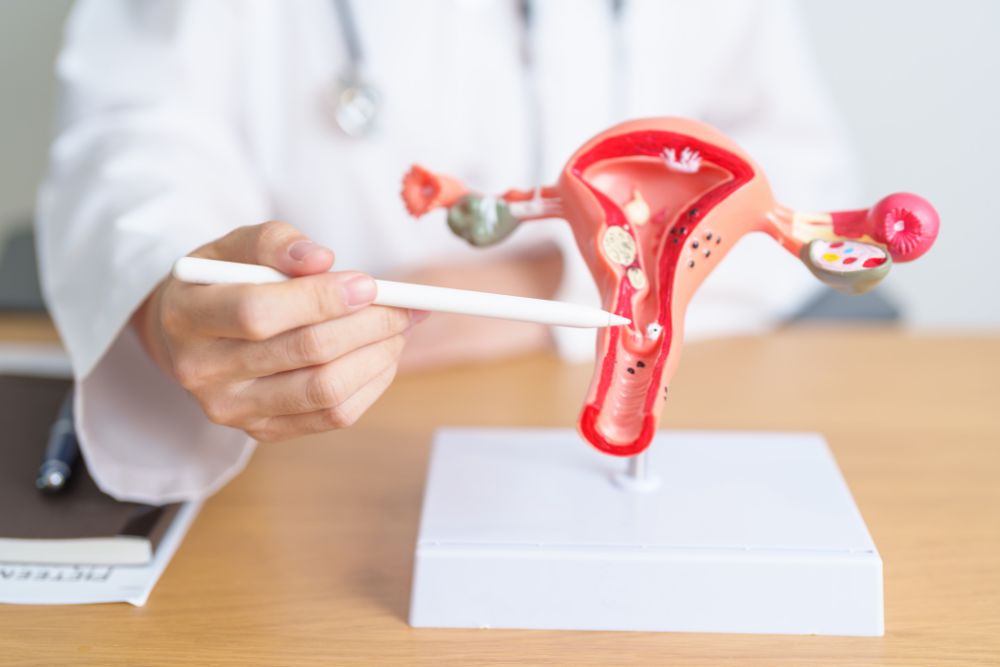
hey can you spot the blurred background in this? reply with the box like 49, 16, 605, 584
1, 0, 997, 329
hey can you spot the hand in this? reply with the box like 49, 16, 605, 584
132, 221, 426, 441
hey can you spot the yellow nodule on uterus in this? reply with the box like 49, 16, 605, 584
622, 189, 650, 226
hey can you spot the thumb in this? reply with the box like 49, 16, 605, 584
193, 221, 335, 277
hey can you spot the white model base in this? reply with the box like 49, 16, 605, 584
409, 429, 883, 636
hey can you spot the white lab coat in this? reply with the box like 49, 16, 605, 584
37, 0, 857, 504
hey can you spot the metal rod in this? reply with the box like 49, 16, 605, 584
613, 448, 658, 493
626, 450, 648, 482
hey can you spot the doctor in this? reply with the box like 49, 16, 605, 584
37, 0, 856, 504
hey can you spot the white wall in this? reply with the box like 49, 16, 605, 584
1, 0, 997, 328
798, 0, 1000, 329
0, 0, 72, 242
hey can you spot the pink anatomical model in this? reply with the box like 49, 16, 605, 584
401, 117, 939, 457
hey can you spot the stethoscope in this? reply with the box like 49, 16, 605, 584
328, 0, 382, 138
329, 0, 626, 152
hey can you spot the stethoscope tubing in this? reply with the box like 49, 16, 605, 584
329, 0, 626, 154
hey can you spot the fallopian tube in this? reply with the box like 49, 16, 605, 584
401, 118, 940, 457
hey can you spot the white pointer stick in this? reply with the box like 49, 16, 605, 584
172, 257, 630, 329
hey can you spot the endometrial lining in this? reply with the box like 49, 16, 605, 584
585, 157, 730, 350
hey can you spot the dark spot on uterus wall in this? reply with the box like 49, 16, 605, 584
627, 367, 635, 375
636, 360, 646, 368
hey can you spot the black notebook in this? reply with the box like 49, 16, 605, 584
0, 374, 180, 565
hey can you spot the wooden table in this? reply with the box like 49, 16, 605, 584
2, 321, 998, 666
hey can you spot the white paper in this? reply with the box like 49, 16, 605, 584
0, 501, 201, 606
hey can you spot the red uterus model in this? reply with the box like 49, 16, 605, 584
401, 118, 939, 457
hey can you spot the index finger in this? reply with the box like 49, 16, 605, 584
175, 270, 378, 340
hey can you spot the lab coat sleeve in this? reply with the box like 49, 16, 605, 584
661, 0, 861, 340
36, 0, 267, 503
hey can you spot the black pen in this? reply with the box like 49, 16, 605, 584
35, 389, 79, 493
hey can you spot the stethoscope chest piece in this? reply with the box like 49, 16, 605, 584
329, 71, 381, 138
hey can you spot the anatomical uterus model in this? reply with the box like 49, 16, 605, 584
402, 118, 939, 457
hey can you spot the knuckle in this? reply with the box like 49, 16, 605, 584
171, 355, 204, 390
321, 404, 360, 429
159, 296, 186, 336
379, 306, 408, 335
246, 427, 270, 442
305, 368, 343, 409
233, 291, 271, 340
338, 407, 361, 428
320, 406, 349, 429
309, 278, 343, 318
200, 397, 234, 427
255, 220, 293, 257
246, 421, 280, 443
290, 325, 327, 365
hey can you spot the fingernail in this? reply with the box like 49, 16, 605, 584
288, 240, 318, 261
409, 309, 431, 324
343, 275, 377, 307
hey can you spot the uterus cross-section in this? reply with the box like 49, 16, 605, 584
401, 117, 940, 457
